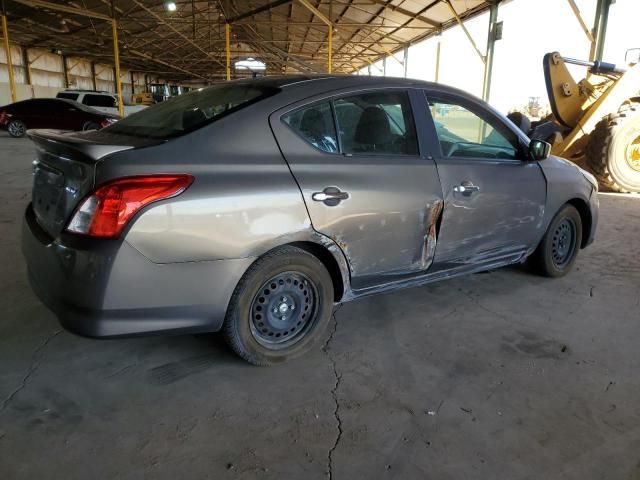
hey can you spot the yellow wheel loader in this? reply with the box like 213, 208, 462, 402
523, 50, 640, 193
131, 91, 155, 106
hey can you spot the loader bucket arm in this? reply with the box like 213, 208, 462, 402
543, 52, 585, 128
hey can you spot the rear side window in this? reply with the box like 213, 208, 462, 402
335, 91, 418, 155
282, 102, 338, 153
83, 94, 117, 108
57, 92, 79, 101
7, 100, 30, 113
106, 83, 279, 139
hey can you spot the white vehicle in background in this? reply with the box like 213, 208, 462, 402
56, 90, 147, 117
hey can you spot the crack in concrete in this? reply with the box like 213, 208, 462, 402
323, 305, 343, 480
0, 329, 61, 413
461, 289, 531, 329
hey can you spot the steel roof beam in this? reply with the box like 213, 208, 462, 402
130, 0, 225, 68
228, 0, 293, 23
369, 0, 440, 28
11, 0, 111, 21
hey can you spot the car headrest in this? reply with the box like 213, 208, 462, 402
300, 108, 328, 136
507, 111, 532, 134
354, 106, 392, 145
182, 107, 207, 130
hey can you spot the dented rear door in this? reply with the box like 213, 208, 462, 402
271, 88, 444, 291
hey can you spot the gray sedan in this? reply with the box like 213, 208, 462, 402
22, 75, 599, 365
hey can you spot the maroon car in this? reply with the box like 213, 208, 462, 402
0, 98, 120, 138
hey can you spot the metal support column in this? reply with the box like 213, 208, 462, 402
328, 24, 332, 73
482, 1, 499, 102
90, 61, 97, 90
22, 47, 30, 85
590, 0, 612, 62
111, 18, 124, 116
383, 56, 387, 76
434, 39, 441, 83
1, 14, 16, 102
61, 54, 69, 88
130, 70, 135, 94
403, 44, 409, 78
225, 23, 231, 80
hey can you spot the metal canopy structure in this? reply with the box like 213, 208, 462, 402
2, 0, 495, 81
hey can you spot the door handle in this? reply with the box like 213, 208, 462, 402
312, 187, 349, 206
453, 181, 480, 196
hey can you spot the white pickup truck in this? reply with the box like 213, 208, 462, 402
56, 90, 147, 117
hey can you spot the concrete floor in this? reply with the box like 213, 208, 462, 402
1, 133, 640, 480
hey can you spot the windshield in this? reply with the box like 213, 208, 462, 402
105, 82, 279, 139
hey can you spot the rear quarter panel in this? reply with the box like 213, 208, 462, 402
95, 99, 315, 264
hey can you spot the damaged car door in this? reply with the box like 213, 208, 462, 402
422, 90, 547, 269
271, 88, 444, 291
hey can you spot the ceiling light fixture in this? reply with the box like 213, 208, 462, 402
235, 58, 266, 72
164, 1, 177, 12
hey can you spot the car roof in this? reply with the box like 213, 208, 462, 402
221, 74, 456, 95
60, 90, 113, 94
4, 97, 66, 107
2, 97, 115, 116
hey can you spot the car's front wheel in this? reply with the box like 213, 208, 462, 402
223, 246, 334, 365
7, 119, 26, 138
529, 204, 582, 277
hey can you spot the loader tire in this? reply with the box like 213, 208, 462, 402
585, 102, 640, 193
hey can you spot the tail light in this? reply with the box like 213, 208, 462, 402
100, 117, 118, 128
66, 174, 194, 238
0, 111, 11, 125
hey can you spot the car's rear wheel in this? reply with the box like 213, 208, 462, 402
529, 204, 582, 277
223, 246, 334, 365
82, 122, 100, 131
7, 119, 26, 138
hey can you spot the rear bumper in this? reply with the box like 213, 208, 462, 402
22, 204, 255, 337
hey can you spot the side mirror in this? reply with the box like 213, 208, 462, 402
528, 139, 551, 161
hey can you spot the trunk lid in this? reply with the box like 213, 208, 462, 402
29, 129, 136, 237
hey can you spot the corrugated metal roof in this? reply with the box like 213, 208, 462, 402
4, 0, 494, 80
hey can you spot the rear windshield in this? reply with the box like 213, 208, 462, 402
105, 83, 279, 139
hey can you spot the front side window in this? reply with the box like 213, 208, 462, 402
335, 91, 418, 155
105, 83, 279, 139
43, 100, 69, 113
426, 94, 519, 159
282, 102, 338, 153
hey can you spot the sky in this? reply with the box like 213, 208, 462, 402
359, 0, 640, 114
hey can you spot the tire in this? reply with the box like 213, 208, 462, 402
529, 204, 582, 278
223, 246, 334, 366
585, 101, 640, 193
82, 122, 100, 131
7, 119, 26, 138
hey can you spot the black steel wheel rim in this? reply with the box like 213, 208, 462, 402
249, 271, 318, 348
551, 218, 577, 268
